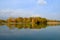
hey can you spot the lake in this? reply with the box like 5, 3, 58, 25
0, 24, 60, 40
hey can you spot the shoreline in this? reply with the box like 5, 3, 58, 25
47, 21, 60, 25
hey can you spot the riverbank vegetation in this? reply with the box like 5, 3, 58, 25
0, 17, 60, 27
6, 17, 47, 24
0, 17, 60, 29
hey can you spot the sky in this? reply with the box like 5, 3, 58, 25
0, 0, 60, 20
0, 0, 60, 39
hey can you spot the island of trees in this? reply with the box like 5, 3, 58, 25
0, 17, 60, 24
0, 17, 47, 25
0, 17, 60, 29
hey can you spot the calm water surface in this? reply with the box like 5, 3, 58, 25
0, 25, 60, 40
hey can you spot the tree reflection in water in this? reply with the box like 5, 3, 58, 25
0, 23, 47, 29
0, 23, 60, 29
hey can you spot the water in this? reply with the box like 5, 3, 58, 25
0, 24, 60, 40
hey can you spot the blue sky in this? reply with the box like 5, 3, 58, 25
0, 0, 60, 20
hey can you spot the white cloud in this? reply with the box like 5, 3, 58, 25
0, 9, 40, 19
37, 0, 47, 5
0, 9, 60, 20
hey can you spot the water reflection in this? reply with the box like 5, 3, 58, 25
0, 23, 60, 29
6, 24, 47, 29
0, 23, 5, 26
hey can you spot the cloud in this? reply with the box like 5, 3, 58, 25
37, 0, 47, 5
0, 9, 60, 20
0, 9, 40, 19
